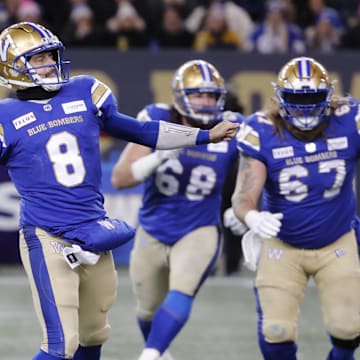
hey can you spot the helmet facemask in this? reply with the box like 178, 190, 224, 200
172, 60, 226, 125
20, 47, 70, 91
276, 86, 333, 131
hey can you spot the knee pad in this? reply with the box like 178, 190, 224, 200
330, 335, 360, 350
42, 333, 78, 359
263, 320, 296, 343
66, 333, 80, 357
79, 324, 111, 347
136, 306, 155, 322
328, 321, 360, 341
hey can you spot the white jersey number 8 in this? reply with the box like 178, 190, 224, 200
46, 131, 86, 187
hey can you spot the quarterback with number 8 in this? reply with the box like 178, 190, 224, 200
0, 22, 238, 360
232, 57, 360, 359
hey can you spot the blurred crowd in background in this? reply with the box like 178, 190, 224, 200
0, 0, 359, 53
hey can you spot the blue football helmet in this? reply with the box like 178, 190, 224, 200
274, 57, 334, 131
0, 22, 70, 91
172, 59, 226, 125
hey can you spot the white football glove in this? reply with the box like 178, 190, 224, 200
131, 149, 182, 182
63, 245, 100, 269
244, 210, 283, 239
223, 207, 248, 236
241, 230, 262, 271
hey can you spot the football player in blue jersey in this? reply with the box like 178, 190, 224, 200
0, 23, 238, 360
111, 59, 247, 360
232, 56, 360, 360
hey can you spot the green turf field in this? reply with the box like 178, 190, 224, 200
0, 265, 356, 360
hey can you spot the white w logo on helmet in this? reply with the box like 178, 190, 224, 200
0, 36, 11, 62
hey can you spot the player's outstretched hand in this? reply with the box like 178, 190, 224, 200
210, 120, 239, 143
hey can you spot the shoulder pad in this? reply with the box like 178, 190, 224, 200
69, 74, 93, 84
252, 111, 273, 126
222, 110, 243, 123
136, 107, 152, 122
236, 122, 260, 152
137, 103, 171, 122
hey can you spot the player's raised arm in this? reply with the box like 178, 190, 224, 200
103, 112, 238, 149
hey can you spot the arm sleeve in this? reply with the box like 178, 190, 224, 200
103, 112, 210, 148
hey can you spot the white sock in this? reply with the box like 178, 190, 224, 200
138, 348, 161, 360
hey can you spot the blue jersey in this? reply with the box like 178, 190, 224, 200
138, 104, 242, 244
0, 75, 118, 234
237, 99, 360, 249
